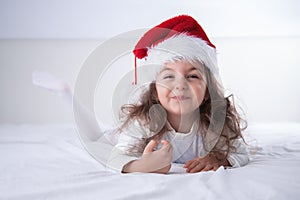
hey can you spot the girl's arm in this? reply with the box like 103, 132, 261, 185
184, 138, 249, 173
107, 120, 173, 173
122, 140, 173, 174
226, 138, 250, 167
184, 153, 231, 173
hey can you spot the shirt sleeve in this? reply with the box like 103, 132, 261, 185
227, 138, 250, 168
106, 120, 150, 172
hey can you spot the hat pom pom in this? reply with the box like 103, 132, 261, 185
133, 48, 148, 59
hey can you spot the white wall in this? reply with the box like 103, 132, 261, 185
1, 0, 299, 38
0, 0, 299, 124
0, 39, 101, 124
216, 37, 300, 123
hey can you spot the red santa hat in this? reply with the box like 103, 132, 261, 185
132, 15, 218, 85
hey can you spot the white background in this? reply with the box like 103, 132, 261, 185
0, 0, 299, 124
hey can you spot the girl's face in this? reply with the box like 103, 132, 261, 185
155, 60, 207, 117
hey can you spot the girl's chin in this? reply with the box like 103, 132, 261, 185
167, 109, 197, 116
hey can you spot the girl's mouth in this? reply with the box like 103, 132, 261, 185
171, 96, 190, 101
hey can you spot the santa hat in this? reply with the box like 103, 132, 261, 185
132, 15, 218, 85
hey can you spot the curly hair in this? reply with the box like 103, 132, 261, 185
119, 61, 247, 161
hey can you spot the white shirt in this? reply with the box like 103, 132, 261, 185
107, 119, 249, 172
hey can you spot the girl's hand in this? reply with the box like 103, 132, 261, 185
184, 153, 230, 173
142, 140, 173, 173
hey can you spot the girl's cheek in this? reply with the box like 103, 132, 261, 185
158, 83, 173, 92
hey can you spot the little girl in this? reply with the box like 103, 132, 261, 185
33, 15, 249, 174
107, 15, 249, 173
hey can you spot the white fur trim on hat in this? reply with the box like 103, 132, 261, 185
142, 33, 219, 74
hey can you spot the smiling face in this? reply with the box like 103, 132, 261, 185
155, 60, 207, 118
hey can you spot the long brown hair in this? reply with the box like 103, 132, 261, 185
119, 61, 247, 161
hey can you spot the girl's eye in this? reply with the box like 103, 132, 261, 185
186, 74, 200, 79
163, 75, 174, 79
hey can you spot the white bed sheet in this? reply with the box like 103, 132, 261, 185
1, 122, 300, 200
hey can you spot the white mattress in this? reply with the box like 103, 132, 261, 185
1, 122, 300, 199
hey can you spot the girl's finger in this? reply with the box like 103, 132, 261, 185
161, 140, 172, 151
183, 160, 193, 168
187, 160, 201, 173
189, 162, 205, 173
143, 140, 158, 153
160, 140, 170, 147
187, 160, 198, 171
201, 165, 213, 172
212, 166, 219, 171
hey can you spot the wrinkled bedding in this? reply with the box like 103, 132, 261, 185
1, 123, 300, 200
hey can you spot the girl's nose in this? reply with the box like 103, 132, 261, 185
175, 77, 188, 90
